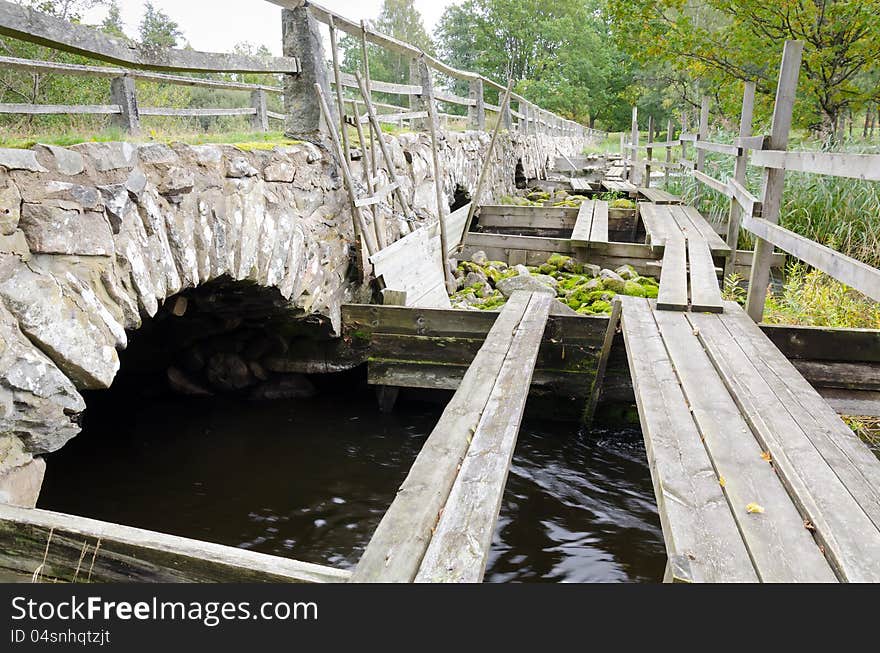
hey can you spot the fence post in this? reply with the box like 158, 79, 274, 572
250, 88, 269, 132
629, 106, 639, 185
694, 95, 710, 207
645, 115, 654, 188
502, 96, 512, 131
468, 77, 485, 131
724, 81, 756, 279
745, 40, 803, 322
281, 5, 333, 138
664, 118, 672, 188
110, 74, 139, 135
417, 57, 438, 134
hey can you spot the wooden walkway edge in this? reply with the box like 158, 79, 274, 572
351, 291, 553, 582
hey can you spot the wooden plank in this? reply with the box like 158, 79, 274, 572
694, 140, 742, 157
589, 199, 609, 243
656, 229, 687, 311
0, 0, 299, 73
760, 324, 880, 363
353, 181, 399, 207
750, 150, 880, 182
638, 187, 681, 204
687, 237, 723, 313
741, 215, 880, 303
719, 305, 880, 529
693, 169, 732, 197
140, 107, 256, 117
569, 199, 594, 246
0, 103, 120, 115
677, 205, 731, 254
791, 360, 880, 391
618, 296, 758, 582
638, 202, 669, 248
728, 178, 762, 217
415, 292, 553, 582
0, 504, 349, 583
689, 306, 880, 581
652, 311, 836, 582
342, 303, 603, 342
602, 179, 637, 193
570, 177, 592, 191
584, 299, 621, 424
351, 293, 533, 582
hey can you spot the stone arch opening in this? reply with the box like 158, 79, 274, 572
449, 184, 471, 213
515, 158, 527, 189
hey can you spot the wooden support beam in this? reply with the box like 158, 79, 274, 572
0, 503, 349, 583
746, 40, 803, 322
725, 81, 755, 278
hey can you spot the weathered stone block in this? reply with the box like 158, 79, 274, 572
0, 180, 21, 235
34, 144, 85, 176
19, 204, 114, 256
71, 142, 136, 172
0, 457, 46, 508
0, 149, 48, 173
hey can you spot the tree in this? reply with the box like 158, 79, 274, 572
435, 0, 635, 128
605, 0, 880, 138
100, 0, 125, 38
139, 1, 183, 50
339, 0, 434, 86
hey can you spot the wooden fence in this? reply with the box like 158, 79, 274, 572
619, 40, 880, 323
0, 0, 600, 140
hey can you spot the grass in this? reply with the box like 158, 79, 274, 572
844, 416, 880, 457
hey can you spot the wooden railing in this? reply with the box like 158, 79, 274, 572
0, 0, 600, 140
619, 40, 880, 323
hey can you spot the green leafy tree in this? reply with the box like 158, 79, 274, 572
340, 0, 434, 86
100, 0, 125, 38
139, 1, 182, 50
605, 0, 880, 138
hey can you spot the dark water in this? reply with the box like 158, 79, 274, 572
39, 391, 665, 583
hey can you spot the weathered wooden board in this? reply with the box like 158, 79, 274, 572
638, 202, 670, 249
351, 293, 534, 582
656, 229, 687, 311
0, 504, 349, 584
675, 205, 731, 254
618, 296, 758, 582
687, 237, 723, 313
370, 225, 450, 309
653, 310, 836, 582
602, 179, 638, 193
570, 177, 592, 191
589, 200, 609, 243
689, 306, 880, 581
415, 293, 553, 582
638, 187, 681, 204
570, 199, 595, 245
761, 324, 880, 363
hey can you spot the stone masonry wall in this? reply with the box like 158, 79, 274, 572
0, 128, 589, 497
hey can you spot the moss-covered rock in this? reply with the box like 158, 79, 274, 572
623, 280, 647, 297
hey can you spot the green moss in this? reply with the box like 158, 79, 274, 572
623, 280, 647, 297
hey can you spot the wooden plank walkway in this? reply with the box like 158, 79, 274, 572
352, 291, 553, 582
570, 199, 609, 247
619, 295, 880, 582
638, 187, 681, 204
569, 177, 592, 191
602, 179, 638, 194
639, 202, 725, 313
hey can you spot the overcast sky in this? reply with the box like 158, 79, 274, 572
81, 1, 459, 55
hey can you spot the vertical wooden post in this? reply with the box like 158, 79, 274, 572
645, 115, 654, 188
694, 96, 710, 208
680, 112, 689, 171
620, 132, 628, 181
328, 18, 352, 165
502, 94, 513, 131
468, 77, 485, 131
745, 40, 803, 322
664, 118, 673, 188
110, 74, 139, 135
630, 106, 639, 185
359, 21, 377, 177
724, 81, 756, 279
421, 58, 455, 293
250, 88, 269, 132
